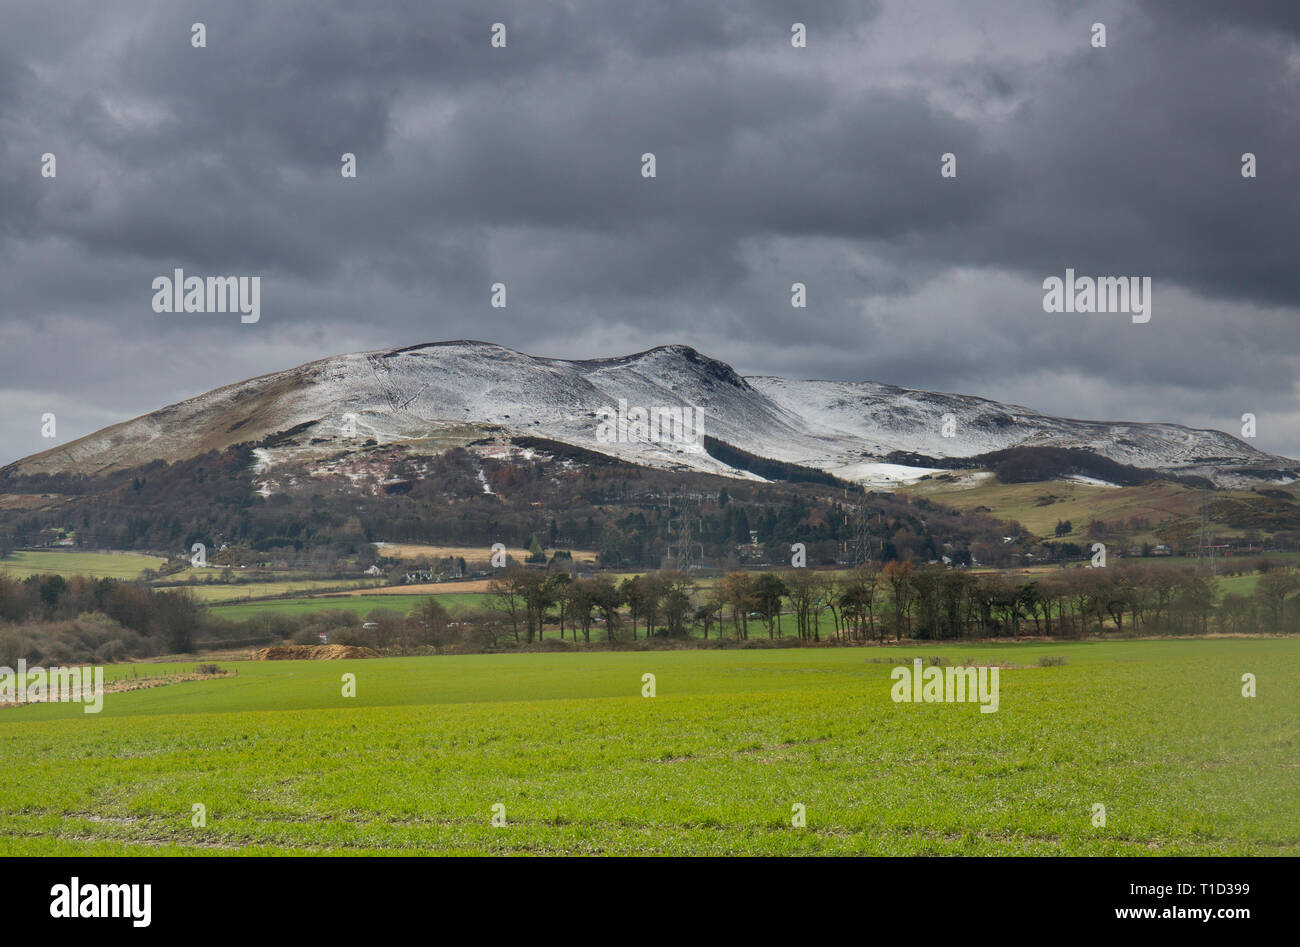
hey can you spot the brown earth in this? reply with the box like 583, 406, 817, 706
249, 644, 380, 660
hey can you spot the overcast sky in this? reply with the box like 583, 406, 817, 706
2, 0, 1299, 466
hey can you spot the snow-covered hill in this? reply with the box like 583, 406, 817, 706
8, 341, 1293, 486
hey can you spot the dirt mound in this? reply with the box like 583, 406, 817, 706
249, 644, 380, 661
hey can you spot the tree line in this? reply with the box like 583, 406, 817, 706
5, 560, 1298, 666
482, 560, 1289, 644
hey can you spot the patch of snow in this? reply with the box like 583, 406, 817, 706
1066, 475, 1122, 488
831, 462, 947, 486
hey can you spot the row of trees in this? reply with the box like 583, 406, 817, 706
486, 562, 1300, 643
487, 571, 697, 643
849, 563, 1216, 639
6, 561, 1300, 665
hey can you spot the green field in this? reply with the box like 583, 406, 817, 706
208, 592, 490, 622
1214, 573, 1263, 600
0, 639, 1294, 855
0, 549, 168, 579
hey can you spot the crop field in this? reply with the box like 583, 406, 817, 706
168, 579, 385, 604
0, 549, 167, 579
0, 638, 1294, 855
207, 592, 490, 622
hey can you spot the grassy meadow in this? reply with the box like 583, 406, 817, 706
0, 549, 167, 580
207, 592, 491, 622
0, 638, 1293, 855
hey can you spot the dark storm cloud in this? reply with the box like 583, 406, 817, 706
1, 0, 1298, 465
1145, 0, 1300, 36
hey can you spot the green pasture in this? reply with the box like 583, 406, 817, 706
0, 638, 1293, 855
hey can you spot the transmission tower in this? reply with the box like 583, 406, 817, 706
1197, 488, 1217, 576
845, 490, 876, 566
667, 494, 703, 570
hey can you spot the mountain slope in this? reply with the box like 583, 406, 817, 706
7, 340, 1293, 486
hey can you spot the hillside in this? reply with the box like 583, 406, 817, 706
6, 341, 1293, 488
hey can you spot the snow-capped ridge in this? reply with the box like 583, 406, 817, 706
7, 340, 1293, 487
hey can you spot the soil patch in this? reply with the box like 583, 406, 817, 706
249, 644, 379, 660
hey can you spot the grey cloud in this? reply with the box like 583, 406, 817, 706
0, 0, 1298, 466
